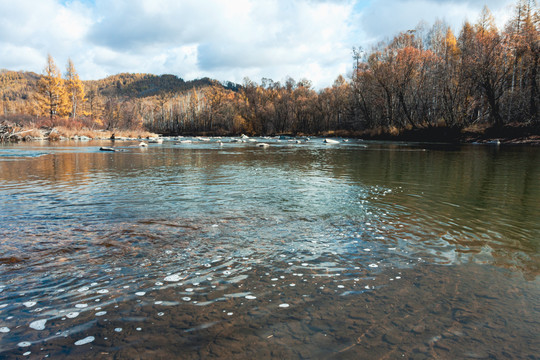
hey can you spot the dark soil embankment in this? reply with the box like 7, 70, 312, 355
358, 123, 540, 145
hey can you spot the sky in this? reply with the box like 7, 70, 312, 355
0, 0, 517, 88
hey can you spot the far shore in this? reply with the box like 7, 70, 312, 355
1, 122, 539, 145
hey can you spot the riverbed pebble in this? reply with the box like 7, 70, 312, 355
74, 336, 95, 346
29, 319, 46, 330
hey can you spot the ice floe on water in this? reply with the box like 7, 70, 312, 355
95, 311, 107, 316
75, 304, 88, 308
18, 342, 31, 347
66, 312, 79, 318
135, 292, 146, 296
0, 327, 10, 333
245, 295, 257, 300
279, 304, 290, 308
114, 328, 122, 332
23, 301, 36, 308
29, 319, 47, 330
74, 336, 95, 346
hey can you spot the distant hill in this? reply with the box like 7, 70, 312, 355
85, 73, 218, 98
1, 70, 236, 103
0, 70, 41, 101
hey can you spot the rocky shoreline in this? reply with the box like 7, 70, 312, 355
2, 121, 539, 145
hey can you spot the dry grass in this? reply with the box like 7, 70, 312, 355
462, 123, 491, 134
47, 131, 61, 141
14, 125, 158, 141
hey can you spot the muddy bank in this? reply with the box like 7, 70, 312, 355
355, 124, 540, 145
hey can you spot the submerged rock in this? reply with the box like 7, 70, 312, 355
100, 147, 119, 152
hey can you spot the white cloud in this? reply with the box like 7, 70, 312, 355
0, 0, 520, 88
357, 0, 516, 46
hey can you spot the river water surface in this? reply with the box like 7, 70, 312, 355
0, 138, 539, 359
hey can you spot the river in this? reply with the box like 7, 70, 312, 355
0, 138, 538, 359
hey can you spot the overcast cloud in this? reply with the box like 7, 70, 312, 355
0, 0, 516, 88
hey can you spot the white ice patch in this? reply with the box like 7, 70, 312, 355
245, 295, 256, 300
78, 287, 89, 292
368, 264, 378, 268
97, 289, 109, 294
29, 319, 47, 330
66, 312, 79, 318
18, 342, 31, 347
135, 292, 146, 296
114, 328, 122, 332
182, 297, 191, 302
0, 327, 10, 333
23, 301, 36, 308
279, 304, 290, 308
75, 304, 88, 308
95, 311, 107, 316
74, 336, 95, 346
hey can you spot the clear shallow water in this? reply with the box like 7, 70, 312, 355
0, 138, 539, 359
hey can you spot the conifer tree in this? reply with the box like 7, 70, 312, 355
37, 54, 69, 119
65, 59, 85, 119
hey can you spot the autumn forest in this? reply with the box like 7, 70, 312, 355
1, 1, 538, 140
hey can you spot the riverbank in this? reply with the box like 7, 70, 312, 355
0, 122, 158, 142
350, 123, 540, 145
2, 120, 539, 145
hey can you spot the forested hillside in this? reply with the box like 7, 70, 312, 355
1, 0, 538, 140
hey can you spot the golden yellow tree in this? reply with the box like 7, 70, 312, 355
37, 54, 70, 119
65, 58, 85, 118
